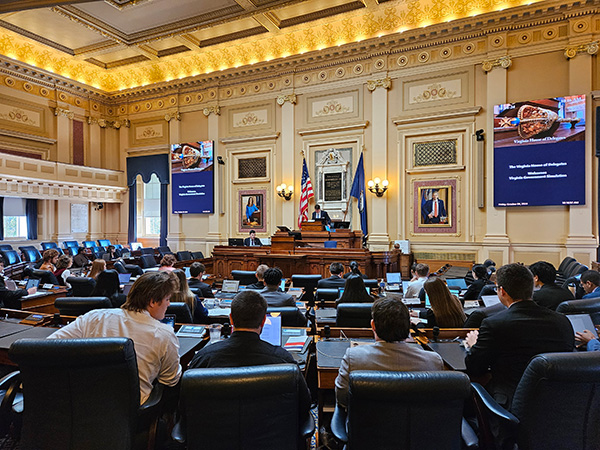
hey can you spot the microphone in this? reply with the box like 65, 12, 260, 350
433, 326, 440, 342
324, 325, 331, 340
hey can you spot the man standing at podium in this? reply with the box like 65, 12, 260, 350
311, 204, 331, 225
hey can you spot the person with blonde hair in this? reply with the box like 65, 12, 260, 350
87, 259, 106, 280
172, 269, 208, 324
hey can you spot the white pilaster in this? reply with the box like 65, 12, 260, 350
280, 99, 296, 228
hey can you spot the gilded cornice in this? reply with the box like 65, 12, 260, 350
0, 0, 562, 92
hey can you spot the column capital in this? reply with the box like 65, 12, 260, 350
87, 117, 130, 129
54, 107, 74, 120
481, 55, 512, 73
203, 105, 221, 117
277, 94, 297, 106
164, 111, 181, 122
367, 76, 391, 92
564, 41, 598, 59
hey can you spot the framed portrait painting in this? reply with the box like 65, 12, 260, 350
238, 189, 267, 233
413, 179, 457, 235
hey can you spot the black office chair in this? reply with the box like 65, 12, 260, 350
89, 246, 104, 259
66, 276, 96, 297
291, 274, 322, 305
472, 352, 600, 450
0, 245, 14, 252
166, 302, 193, 324
0, 371, 22, 437
336, 303, 372, 328
140, 247, 155, 255
173, 365, 314, 449
40, 242, 63, 255
18, 246, 41, 263
9, 337, 164, 450
113, 259, 128, 274
176, 251, 192, 262
331, 371, 472, 450
156, 246, 173, 257
54, 297, 112, 316
0, 250, 21, 266
140, 254, 157, 269
62, 241, 80, 256
557, 298, 600, 325
191, 251, 204, 260
315, 288, 340, 303
363, 279, 379, 289
267, 307, 307, 327
30, 269, 59, 285
82, 240, 96, 248
231, 270, 258, 286
97, 239, 111, 248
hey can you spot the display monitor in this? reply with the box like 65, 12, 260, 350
171, 141, 214, 214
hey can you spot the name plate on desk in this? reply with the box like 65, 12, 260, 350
42, 284, 54, 290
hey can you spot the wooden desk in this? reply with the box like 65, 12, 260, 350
20, 288, 68, 314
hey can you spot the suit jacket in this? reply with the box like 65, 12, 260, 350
188, 278, 214, 298
533, 283, 574, 310
463, 279, 489, 301
243, 237, 262, 247
260, 287, 295, 307
246, 281, 265, 290
317, 276, 346, 289
335, 340, 444, 408
422, 198, 447, 224
311, 210, 331, 224
463, 302, 507, 328
189, 331, 311, 417
583, 287, 600, 299
0, 277, 27, 309
465, 300, 574, 408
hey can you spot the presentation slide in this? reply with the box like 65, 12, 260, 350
171, 141, 214, 214
493, 95, 586, 207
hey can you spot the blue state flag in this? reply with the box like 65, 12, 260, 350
350, 153, 368, 238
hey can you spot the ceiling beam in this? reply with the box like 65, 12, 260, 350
173, 35, 200, 51
73, 41, 123, 59
360, 0, 379, 7
136, 44, 159, 60
0, 0, 102, 14
234, 0, 281, 32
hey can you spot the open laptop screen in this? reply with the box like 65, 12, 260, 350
221, 280, 240, 293
386, 272, 401, 284
118, 273, 131, 284
260, 314, 282, 346
445, 278, 468, 290
25, 279, 40, 290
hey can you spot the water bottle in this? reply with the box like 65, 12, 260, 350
379, 279, 386, 296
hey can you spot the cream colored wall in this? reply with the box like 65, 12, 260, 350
0, 2, 598, 266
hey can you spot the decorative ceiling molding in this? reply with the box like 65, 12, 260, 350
297, 121, 369, 136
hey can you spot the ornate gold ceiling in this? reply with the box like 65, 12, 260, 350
0, 0, 547, 92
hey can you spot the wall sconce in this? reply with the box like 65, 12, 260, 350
367, 177, 389, 197
276, 184, 293, 201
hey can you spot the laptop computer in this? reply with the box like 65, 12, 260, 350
118, 273, 131, 284
122, 283, 134, 296
402, 280, 411, 295
481, 295, 501, 308
567, 314, 598, 338
130, 242, 142, 251
260, 314, 282, 346
25, 279, 40, 290
386, 272, 401, 285
228, 238, 244, 246
215, 280, 240, 299
4, 279, 17, 291
445, 278, 468, 290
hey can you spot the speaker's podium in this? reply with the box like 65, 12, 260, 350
300, 220, 326, 232
271, 226, 298, 253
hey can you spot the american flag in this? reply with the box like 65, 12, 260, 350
298, 157, 314, 228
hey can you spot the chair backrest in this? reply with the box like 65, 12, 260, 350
231, 270, 258, 286
62, 241, 80, 256
0, 250, 20, 266
140, 247, 155, 255
191, 251, 204, 260
176, 251, 192, 261
40, 242, 58, 251
180, 364, 305, 449
113, 260, 128, 274
97, 239, 111, 248
31, 269, 59, 285
567, 263, 588, 278
166, 302, 193, 324
55, 297, 112, 316
291, 274, 322, 291
140, 254, 157, 269
267, 306, 307, 327
323, 240, 337, 248
336, 303, 373, 328
557, 298, 600, 325
9, 337, 140, 450
157, 246, 173, 257
363, 279, 379, 289
0, 244, 13, 251
66, 276, 96, 297
19, 246, 41, 263
315, 288, 339, 302
91, 246, 104, 259
82, 241, 96, 248
346, 371, 470, 450
557, 256, 576, 275
511, 352, 600, 450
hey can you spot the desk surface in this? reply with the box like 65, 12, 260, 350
0, 321, 37, 339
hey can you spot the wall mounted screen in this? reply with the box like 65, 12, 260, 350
493, 95, 586, 207
171, 141, 214, 214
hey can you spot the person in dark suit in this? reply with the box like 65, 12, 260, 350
246, 264, 268, 290
529, 261, 574, 310
465, 263, 574, 411
463, 265, 490, 300
581, 270, 600, 299
311, 205, 331, 225
317, 262, 346, 288
259, 268, 294, 307
187, 262, 214, 298
0, 256, 36, 309
422, 190, 447, 224
188, 290, 311, 421
243, 230, 262, 247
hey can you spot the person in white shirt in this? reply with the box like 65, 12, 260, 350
404, 263, 429, 298
48, 271, 182, 404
